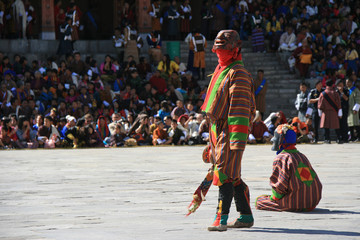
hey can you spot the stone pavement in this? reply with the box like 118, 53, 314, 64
0, 144, 359, 240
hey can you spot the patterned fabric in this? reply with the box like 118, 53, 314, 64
201, 62, 256, 186
256, 149, 322, 211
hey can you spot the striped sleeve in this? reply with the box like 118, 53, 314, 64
227, 67, 255, 150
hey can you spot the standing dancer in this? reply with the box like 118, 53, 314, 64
201, 30, 256, 231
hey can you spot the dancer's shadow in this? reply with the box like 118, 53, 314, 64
242, 227, 360, 237
303, 208, 360, 215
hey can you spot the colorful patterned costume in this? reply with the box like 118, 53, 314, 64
202, 30, 256, 231
256, 125, 322, 212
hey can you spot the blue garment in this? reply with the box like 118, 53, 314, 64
326, 61, 339, 70
61, 125, 68, 138
158, 109, 170, 121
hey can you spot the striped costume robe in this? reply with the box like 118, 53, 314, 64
256, 149, 322, 211
202, 60, 256, 185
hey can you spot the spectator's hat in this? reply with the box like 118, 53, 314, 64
66, 115, 76, 123
178, 114, 189, 122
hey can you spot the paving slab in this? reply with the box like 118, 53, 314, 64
0, 144, 359, 240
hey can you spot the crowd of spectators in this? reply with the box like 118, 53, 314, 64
1, 0, 360, 149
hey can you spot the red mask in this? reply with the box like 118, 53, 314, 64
215, 48, 242, 67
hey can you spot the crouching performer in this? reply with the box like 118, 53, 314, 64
201, 30, 256, 231
256, 124, 322, 212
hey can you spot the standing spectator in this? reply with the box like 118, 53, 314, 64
166, 0, 180, 40
307, 80, 323, 143
251, 9, 265, 53
318, 79, 342, 144
113, 27, 125, 63
146, 31, 162, 65
295, 82, 309, 122
200, 0, 213, 39
210, 0, 231, 39
296, 40, 312, 79
254, 70, 267, 119
0, 0, 4, 38
335, 79, 349, 143
179, 0, 192, 39
124, 22, 139, 63
65, 3, 80, 44
148, 0, 162, 33
57, 17, 73, 57
190, 29, 207, 80
24, 0, 36, 39
345, 42, 359, 75
346, 78, 360, 141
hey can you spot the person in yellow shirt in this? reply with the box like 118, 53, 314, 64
157, 54, 179, 79
266, 15, 282, 52
345, 42, 359, 75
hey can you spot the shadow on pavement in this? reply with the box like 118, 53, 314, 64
304, 208, 360, 215
242, 227, 360, 237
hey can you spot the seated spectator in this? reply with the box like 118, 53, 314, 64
279, 26, 297, 51
96, 115, 110, 142
0, 126, 13, 149
62, 115, 77, 147
177, 114, 189, 141
198, 115, 210, 143
268, 114, 281, 135
157, 100, 171, 121
326, 55, 340, 71
171, 100, 186, 120
163, 115, 172, 131
157, 54, 179, 78
248, 111, 272, 144
186, 113, 203, 145
110, 124, 126, 147
84, 124, 104, 148
152, 121, 172, 146
291, 117, 310, 143
16, 115, 38, 148
137, 57, 152, 80
37, 116, 60, 148
132, 115, 151, 145
168, 119, 185, 145
149, 70, 167, 94
99, 55, 117, 82
150, 116, 162, 135
294, 82, 309, 122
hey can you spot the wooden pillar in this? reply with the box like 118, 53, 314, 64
41, 0, 55, 40
114, 0, 125, 29
136, 0, 152, 33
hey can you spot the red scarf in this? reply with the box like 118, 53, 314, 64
214, 48, 242, 67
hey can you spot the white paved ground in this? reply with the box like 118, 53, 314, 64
0, 143, 359, 240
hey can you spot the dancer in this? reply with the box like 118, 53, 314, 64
201, 30, 256, 231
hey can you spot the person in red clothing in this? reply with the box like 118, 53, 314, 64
149, 70, 167, 94
248, 110, 272, 144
